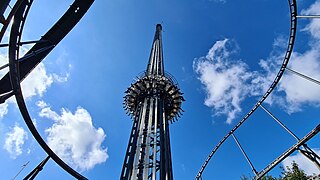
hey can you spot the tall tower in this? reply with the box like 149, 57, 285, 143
121, 24, 185, 180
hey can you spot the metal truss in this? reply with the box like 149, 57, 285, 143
121, 24, 184, 180
23, 156, 50, 180
196, 0, 320, 179
121, 97, 173, 180
0, 0, 94, 179
254, 125, 320, 179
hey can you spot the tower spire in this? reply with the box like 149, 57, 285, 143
121, 24, 185, 180
146, 24, 164, 76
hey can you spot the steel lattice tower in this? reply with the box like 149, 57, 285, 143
121, 24, 185, 180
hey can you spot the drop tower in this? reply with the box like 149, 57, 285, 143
121, 24, 185, 180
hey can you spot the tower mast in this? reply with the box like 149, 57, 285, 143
121, 24, 184, 180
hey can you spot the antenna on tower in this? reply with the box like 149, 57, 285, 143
11, 161, 30, 180
161, 21, 165, 32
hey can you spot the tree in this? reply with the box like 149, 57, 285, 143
240, 175, 250, 180
240, 161, 308, 180
240, 174, 276, 180
278, 161, 308, 180
261, 175, 277, 180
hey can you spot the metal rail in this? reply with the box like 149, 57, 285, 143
296, 15, 320, 18
0, 0, 25, 42
285, 67, 320, 86
0, 0, 94, 101
23, 156, 50, 180
195, 0, 297, 179
6, 0, 94, 179
253, 124, 320, 179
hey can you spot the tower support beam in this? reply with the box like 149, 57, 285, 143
121, 24, 184, 180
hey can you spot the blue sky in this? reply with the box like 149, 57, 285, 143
0, 0, 320, 179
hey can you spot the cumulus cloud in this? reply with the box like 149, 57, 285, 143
301, 0, 320, 39
37, 101, 108, 171
3, 123, 28, 159
37, 101, 60, 121
194, 2, 320, 123
0, 62, 57, 119
53, 73, 69, 83
0, 103, 8, 119
194, 39, 260, 124
20, 56, 69, 99
0, 46, 9, 118
0, 48, 69, 119
21, 63, 54, 98
282, 149, 320, 175
277, 48, 320, 112
208, 0, 226, 3
257, 36, 320, 113
252, 39, 314, 109
272, 1, 320, 112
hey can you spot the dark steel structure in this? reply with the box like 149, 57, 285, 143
121, 24, 184, 180
195, 0, 320, 179
0, 0, 94, 179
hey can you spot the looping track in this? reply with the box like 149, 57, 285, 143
0, 0, 94, 179
196, 0, 298, 179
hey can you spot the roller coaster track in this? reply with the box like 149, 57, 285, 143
1, 0, 318, 179
0, 0, 94, 179
196, 0, 320, 179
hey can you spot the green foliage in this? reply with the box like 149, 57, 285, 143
240, 174, 275, 180
240, 175, 250, 180
278, 161, 308, 180
240, 161, 308, 180
260, 175, 277, 180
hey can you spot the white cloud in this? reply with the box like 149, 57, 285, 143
38, 101, 108, 171
194, 2, 320, 123
278, 49, 320, 112
0, 42, 9, 118
21, 63, 54, 98
3, 123, 28, 159
0, 39, 69, 99
0, 103, 8, 119
32, 118, 38, 129
208, 0, 226, 3
301, 0, 320, 39
0, 52, 69, 120
282, 149, 320, 175
0, 61, 56, 120
37, 101, 60, 121
36, 100, 48, 109
53, 73, 69, 83
257, 36, 287, 95
257, 34, 320, 113
194, 39, 261, 124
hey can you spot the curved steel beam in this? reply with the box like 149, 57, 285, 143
16, 0, 33, 58
0, 0, 25, 42
24, 156, 50, 180
7, 0, 94, 179
0, 0, 94, 101
253, 124, 320, 179
195, 0, 297, 179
